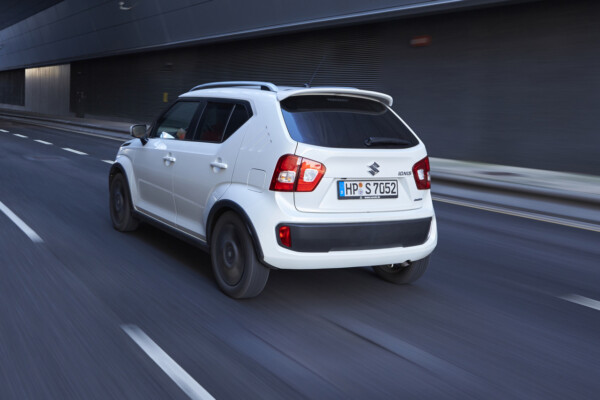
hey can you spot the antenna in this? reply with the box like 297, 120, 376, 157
305, 55, 327, 88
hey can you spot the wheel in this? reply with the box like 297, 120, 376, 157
373, 256, 430, 284
109, 173, 139, 232
210, 212, 269, 299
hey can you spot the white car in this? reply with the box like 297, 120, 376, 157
109, 81, 437, 298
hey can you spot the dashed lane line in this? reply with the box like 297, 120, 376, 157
62, 147, 88, 155
560, 294, 600, 311
4, 130, 115, 165
3, 119, 126, 142
432, 195, 600, 233
121, 325, 215, 400
0, 200, 43, 243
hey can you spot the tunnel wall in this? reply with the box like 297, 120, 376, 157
69, 0, 600, 175
0, 0, 522, 71
0, 69, 25, 107
25, 65, 71, 116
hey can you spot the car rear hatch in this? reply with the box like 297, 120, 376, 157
279, 94, 429, 213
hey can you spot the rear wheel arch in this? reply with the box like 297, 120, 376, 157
207, 200, 265, 263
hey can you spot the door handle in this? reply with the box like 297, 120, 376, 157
163, 155, 176, 165
210, 161, 228, 169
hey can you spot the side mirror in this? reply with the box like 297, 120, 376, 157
130, 124, 148, 145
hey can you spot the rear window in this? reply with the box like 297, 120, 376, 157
280, 95, 419, 149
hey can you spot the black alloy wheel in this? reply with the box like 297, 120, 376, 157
211, 212, 269, 298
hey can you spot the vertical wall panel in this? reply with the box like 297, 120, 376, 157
71, 25, 387, 122
68, 0, 600, 175
25, 64, 70, 115
0, 69, 25, 106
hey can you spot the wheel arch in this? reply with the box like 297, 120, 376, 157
109, 157, 139, 204
108, 163, 126, 187
207, 200, 266, 264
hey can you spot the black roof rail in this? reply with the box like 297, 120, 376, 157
189, 81, 278, 92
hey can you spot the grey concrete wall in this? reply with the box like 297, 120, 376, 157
69, 0, 600, 175
0, 0, 525, 71
383, 0, 600, 175
25, 64, 70, 115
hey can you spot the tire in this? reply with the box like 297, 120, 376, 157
109, 173, 139, 232
210, 212, 269, 299
373, 256, 430, 284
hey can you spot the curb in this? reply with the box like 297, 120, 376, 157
0, 112, 130, 140
432, 172, 600, 206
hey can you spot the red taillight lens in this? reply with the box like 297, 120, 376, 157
270, 154, 326, 192
270, 155, 300, 191
412, 156, 431, 190
278, 225, 291, 248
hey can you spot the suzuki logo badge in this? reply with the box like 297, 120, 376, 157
368, 162, 380, 176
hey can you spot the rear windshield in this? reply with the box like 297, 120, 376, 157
280, 95, 419, 149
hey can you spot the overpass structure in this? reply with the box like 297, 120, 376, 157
1, 0, 598, 175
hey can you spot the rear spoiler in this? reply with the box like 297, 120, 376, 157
276, 88, 393, 107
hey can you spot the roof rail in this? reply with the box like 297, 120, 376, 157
189, 81, 278, 92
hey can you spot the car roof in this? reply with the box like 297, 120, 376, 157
180, 81, 393, 107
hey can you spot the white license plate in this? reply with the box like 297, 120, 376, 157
337, 180, 398, 200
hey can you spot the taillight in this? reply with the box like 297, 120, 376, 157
412, 156, 431, 190
270, 154, 326, 192
270, 155, 300, 191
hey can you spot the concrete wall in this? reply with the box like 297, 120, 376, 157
69, 0, 600, 175
0, 0, 526, 71
25, 64, 70, 115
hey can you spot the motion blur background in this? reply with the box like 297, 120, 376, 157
1, 2, 600, 399
0, 0, 597, 174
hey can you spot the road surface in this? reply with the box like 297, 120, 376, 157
0, 119, 598, 399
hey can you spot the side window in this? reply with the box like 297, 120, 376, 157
195, 102, 234, 143
153, 101, 200, 140
194, 101, 252, 143
223, 104, 251, 141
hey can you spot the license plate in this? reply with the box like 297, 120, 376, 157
337, 180, 398, 200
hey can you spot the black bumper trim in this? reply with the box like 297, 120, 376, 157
277, 217, 432, 253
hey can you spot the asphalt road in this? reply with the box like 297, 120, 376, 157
0, 119, 599, 399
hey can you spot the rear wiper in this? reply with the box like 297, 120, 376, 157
364, 137, 412, 147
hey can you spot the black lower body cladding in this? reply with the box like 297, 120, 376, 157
277, 218, 432, 252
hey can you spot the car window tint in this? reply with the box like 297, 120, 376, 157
154, 101, 200, 140
223, 104, 250, 141
195, 102, 234, 143
280, 96, 419, 149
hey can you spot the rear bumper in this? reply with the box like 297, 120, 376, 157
266, 216, 437, 270
277, 218, 431, 252
219, 185, 437, 270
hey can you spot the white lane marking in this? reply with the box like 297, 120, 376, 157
121, 325, 215, 400
13, 133, 28, 138
4, 119, 126, 142
0, 200, 43, 243
34, 139, 53, 145
62, 147, 88, 155
0, 129, 9, 132
102, 160, 115, 164
432, 195, 600, 233
560, 294, 600, 311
